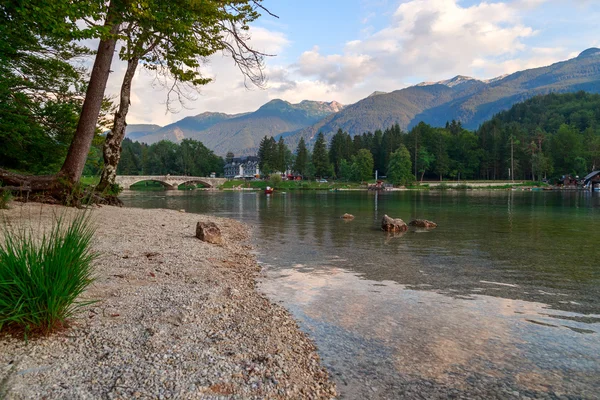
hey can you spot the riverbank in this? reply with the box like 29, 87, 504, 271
219, 180, 548, 192
0, 203, 336, 399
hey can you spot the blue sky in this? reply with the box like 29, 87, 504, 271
118, 0, 600, 125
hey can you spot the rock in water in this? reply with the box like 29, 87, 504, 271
196, 222, 223, 244
408, 219, 437, 229
381, 215, 408, 232
342, 213, 355, 220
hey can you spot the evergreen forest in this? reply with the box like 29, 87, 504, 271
250, 92, 600, 183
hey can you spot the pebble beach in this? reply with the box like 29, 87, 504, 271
0, 203, 336, 399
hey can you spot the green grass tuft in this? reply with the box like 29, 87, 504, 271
0, 213, 98, 335
0, 190, 11, 209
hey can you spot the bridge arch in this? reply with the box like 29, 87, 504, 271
126, 179, 177, 190
178, 179, 213, 188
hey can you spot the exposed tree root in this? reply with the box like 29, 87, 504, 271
0, 169, 123, 207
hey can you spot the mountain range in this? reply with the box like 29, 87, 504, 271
126, 48, 600, 154
127, 100, 343, 155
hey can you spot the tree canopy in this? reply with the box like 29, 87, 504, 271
0, 1, 95, 173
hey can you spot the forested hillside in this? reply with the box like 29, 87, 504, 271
258, 92, 600, 182
283, 49, 600, 149
117, 138, 224, 177
477, 92, 600, 180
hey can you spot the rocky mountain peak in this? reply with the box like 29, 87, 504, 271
328, 101, 344, 112
440, 75, 480, 87
416, 75, 480, 88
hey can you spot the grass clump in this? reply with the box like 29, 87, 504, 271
0, 213, 97, 335
0, 190, 11, 209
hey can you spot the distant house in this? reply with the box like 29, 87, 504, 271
224, 156, 260, 179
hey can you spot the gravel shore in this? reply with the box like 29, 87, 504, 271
0, 203, 336, 399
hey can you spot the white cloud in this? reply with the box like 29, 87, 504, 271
303, 0, 538, 86
109, 0, 592, 125
294, 46, 376, 87
105, 26, 290, 125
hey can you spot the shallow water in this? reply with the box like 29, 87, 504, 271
122, 190, 600, 399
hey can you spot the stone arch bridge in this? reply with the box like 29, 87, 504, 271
115, 175, 226, 190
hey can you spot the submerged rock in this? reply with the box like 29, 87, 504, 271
408, 219, 438, 229
196, 221, 223, 244
341, 213, 355, 220
381, 215, 408, 232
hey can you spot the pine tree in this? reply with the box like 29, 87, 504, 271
294, 137, 309, 176
312, 132, 330, 178
276, 137, 286, 172
329, 129, 351, 176
257, 136, 277, 174
257, 136, 270, 172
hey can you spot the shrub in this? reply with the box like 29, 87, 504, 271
455, 183, 472, 190
103, 183, 123, 196
0, 213, 97, 335
435, 183, 450, 190
0, 190, 11, 209
269, 174, 282, 188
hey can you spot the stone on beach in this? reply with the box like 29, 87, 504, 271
408, 219, 438, 229
381, 215, 408, 232
196, 221, 223, 244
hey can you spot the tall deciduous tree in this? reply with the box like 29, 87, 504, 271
551, 124, 584, 175
387, 145, 414, 186
98, 0, 270, 191
354, 149, 374, 182
60, 0, 123, 184
417, 148, 435, 182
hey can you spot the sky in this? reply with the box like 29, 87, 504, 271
103, 0, 600, 126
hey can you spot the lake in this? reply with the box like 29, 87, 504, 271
122, 189, 600, 399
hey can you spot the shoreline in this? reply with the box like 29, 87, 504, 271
0, 203, 336, 399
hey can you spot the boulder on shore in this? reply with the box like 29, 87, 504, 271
196, 221, 223, 244
381, 215, 408, 232
408, 219, 437, 229
341, 213, 355, 220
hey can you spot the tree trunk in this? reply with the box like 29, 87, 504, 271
59, 1, 120, 184
98, 56, 139, 191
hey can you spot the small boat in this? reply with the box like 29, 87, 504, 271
265, 186, 274, 194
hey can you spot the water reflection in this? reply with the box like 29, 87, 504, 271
122, 190, 600, 398
121, 190, 599, 313
261, 266, 599, 398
